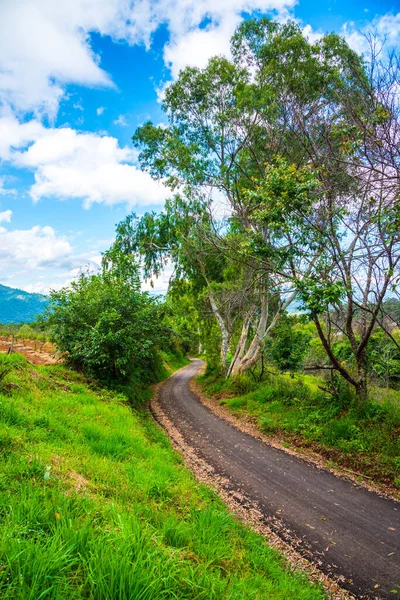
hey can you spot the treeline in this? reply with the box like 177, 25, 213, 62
112, 18, 400, 407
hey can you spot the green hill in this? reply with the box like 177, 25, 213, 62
0, 284, 48, 323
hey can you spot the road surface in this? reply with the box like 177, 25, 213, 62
156, 359, 400, 599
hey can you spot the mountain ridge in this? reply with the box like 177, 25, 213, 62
0, 283, 48, 323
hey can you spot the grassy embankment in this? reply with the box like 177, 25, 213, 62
198, 367, 400, 489
0, 353, 325, 600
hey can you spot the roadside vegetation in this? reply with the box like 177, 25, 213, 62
195, 309, 400, 488
115, 18, 400, 488
0, 355, 325, 600
1, 14, 400, 597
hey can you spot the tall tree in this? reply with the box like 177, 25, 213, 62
116, 195, 271, 375
236, 28, 400, 404
129, 17, 399, 401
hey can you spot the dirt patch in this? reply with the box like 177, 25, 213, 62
0, 338, 61, 366
69, 470, 91, 493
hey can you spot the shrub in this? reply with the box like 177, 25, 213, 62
45, 250, 168, 385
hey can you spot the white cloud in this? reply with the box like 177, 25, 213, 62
113, 114, 128, 126
0, 210, 106, 294
0, 114, 168, 209
0, 0, 297, 118
0, 110, 44, 161
0, 210, 12, 223
2, 0, 395, 124
342, 12, 400, 56
164, 16, 237, 79
0, 177, 16, 196
0, 0, 118, 118
162, 0, 295, 78
97, 106, 106, 115
302, 24, 324, 45
0, 222, 72, 270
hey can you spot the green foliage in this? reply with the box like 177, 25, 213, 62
0, 359, 325, 600
163, 282, 203, 354
0, 353, 24, 391
46, 251, 167, 385
265, 315, 311, 373
368, 329, 400, 387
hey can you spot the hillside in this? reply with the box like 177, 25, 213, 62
0, 284, 48, 323
0, 354, 324, 600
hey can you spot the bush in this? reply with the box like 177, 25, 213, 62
45, 250, 168, 385
231, 374, 258, 395
265, 315, 311, 373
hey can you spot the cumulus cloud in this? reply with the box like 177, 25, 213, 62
302, 24, 324, 44
342, 12, 400, 55
0, 114, 168, 209
1, 0, 396, 123
96, 106, 106, 115
0, 222, 72, 270
164, 16, 238, 79
0, 210, 106, 293
161, 0, 295, 77
0, 0, 119, 118
0, 210, 12, 223
0, 0, 297, 118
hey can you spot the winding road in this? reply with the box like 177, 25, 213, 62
155, 359, 400, 599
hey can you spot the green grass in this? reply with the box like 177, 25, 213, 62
159, 349, 190, 377
0, 353, 325, 600
198, 368, 400, 488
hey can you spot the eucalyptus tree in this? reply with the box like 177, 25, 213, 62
129, 17, 399, 399
238, 26, 400, 404
116, 194, 268, 375
130, 21, 324, 374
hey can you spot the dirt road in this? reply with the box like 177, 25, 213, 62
155, 359, 400, 599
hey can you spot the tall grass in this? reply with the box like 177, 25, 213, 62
0, 356, 324, 599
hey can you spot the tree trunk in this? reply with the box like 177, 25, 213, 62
7, 335, 14, 355
230, 296, 269, 376
208, 292, 230, 374
229, 291, 296, 377
227, 307, 254, 378
355, 355, 368, 408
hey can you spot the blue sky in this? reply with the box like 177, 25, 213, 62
0, 0, 398, 294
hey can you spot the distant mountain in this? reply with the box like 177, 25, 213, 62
0, 284, 48, 324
